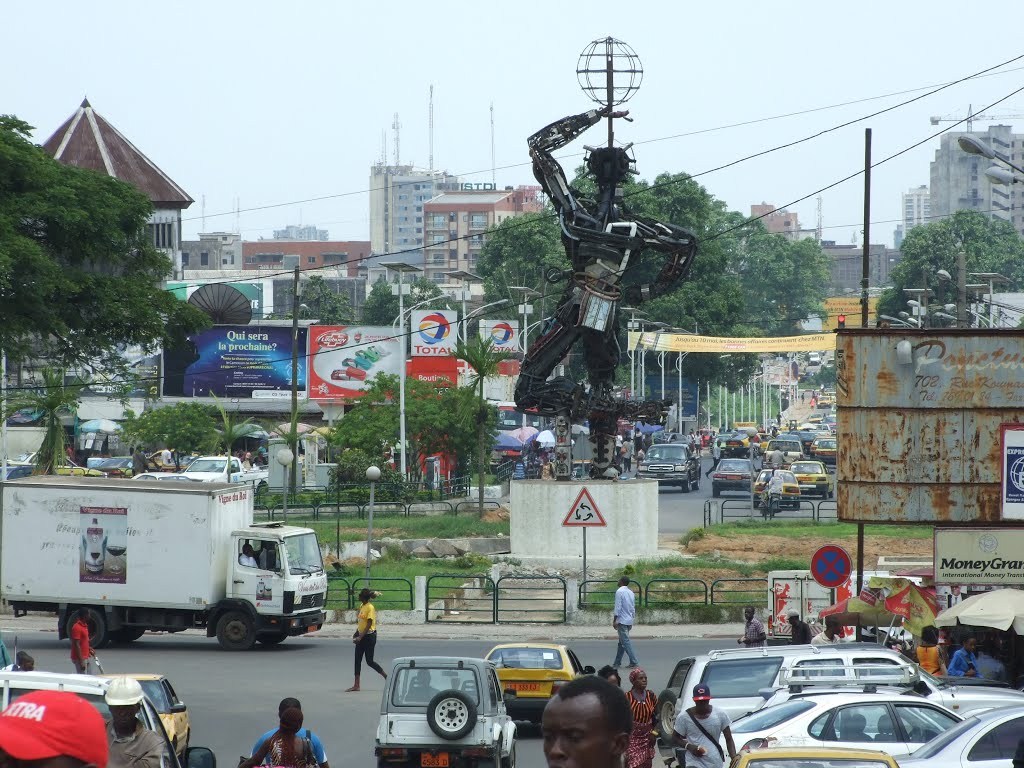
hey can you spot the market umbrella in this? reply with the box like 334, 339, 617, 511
534, 429, 556, 448
820, 590, 900, 629
273, 422, 315, 436
935, 588, 1024, 634
79, 419, 121, 434
634, 423, 664, 435
493, 432, 525, 451
873, 577, 938, 636
507, 426, 538, 443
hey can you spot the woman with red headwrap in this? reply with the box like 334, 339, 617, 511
625, 667, 658, 768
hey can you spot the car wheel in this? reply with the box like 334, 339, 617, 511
680, 479, 690, 494
216, 610, 256, 651
426, 690, 477, 740
501, 743, 516, 768
691, 474, 699, 491
655, 690, 678, 738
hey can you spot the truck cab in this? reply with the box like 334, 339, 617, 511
216, 522, 327, 649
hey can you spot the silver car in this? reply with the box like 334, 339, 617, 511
899, 705, 1024, 768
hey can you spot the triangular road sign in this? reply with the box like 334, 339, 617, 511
562, 487, 607, 527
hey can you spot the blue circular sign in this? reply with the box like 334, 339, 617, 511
812, 545, 852, 588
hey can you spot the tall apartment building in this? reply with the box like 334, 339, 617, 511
930, 125, 1024, 236
241, 240, 370, 275
749, 203, 816, 241
369, 164, 459, 260
272, 224, 329, 241
821, 241, 902, 295
422, 188, 531, 283
181, 232, 243, 271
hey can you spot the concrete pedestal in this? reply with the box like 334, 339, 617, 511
510, 479, 659, 563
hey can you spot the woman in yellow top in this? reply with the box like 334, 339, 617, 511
346, 588, 387, 691
916, 625, 947, 676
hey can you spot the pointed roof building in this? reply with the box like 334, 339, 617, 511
43, 99, 193, 209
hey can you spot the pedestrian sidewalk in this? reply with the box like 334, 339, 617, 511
0, 613, 744, 642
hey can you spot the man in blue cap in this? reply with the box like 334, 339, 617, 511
672, 684, 736, 768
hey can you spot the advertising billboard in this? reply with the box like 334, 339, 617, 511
480, 319, 519, 352
162, 326, 306, 398
411, 310, 458, 357
70, 346, 162, 398
934, 528, 1024, 586
308, 326, 404, 401
408, 356, 459, 389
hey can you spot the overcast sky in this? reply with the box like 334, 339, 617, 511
5, 1, 1022, 249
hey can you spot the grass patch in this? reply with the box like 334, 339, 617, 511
693, 520, 932, 540
278, 513, 510, 547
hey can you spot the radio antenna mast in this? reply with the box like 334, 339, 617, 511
392, 112, 401, 166
490, 102, 496, 184
429, 85, 434, 172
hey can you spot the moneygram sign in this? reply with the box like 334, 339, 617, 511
934, 528, 1024, 586
411, 310, 458, 357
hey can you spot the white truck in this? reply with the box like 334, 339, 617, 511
0, 476, 327, 650
180, 456, 269, 491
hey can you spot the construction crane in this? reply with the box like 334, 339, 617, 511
930, 104, 1024, 133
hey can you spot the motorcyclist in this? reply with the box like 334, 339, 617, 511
763, 471, 785, 520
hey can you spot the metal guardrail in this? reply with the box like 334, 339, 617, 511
816, 500, 838, 521
350, 577, 415, 610
495, 575, 566, 624
711, 578, 769, 605
703, 500, 717, 527
578, 579, 641, 609
454, 500, 501, 515
425, 574, 496, 623
645, 578, 709, 607
326, 576, 351, 610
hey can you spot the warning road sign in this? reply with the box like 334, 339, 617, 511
562, 487, 607, 527
811, 544, 852, 588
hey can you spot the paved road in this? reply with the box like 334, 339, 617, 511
14, 628, 738, 768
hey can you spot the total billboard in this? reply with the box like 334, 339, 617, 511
411, 310, 458, 357
480, 320, 519, 352
308, 326, 403, 401
162, 326, 306, 399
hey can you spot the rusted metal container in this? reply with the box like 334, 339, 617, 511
836, 329, 1024, 523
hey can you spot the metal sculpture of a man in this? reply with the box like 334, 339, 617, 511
514, 38, 698, 480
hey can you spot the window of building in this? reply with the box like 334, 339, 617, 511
415, 216, 422, 223
431, 215, 446, 228
200, 251, 209, 266
181, 252, 190, 266
307, 256, 316, 264
449, 212, 457, 222
416, 227, 422, 233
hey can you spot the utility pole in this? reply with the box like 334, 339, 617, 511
956, 251, 967, 328
289, 266, 300, 494
860, 129, 871, 328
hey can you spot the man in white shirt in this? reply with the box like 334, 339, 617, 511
238, 544, 259, 568
611, 577, 638, 668
812, 617, 842, 645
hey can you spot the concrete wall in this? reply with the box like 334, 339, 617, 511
509, 480, 659, 559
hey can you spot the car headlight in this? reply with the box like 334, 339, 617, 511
674, 465, 687, 472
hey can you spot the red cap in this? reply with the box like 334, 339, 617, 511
0, 690, 108, 767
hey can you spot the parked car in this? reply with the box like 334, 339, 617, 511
728, 747, 900, 768
899, 705, 1024, 768
1, 465, 34, 480
132, 472, 202, 482
375, 656, 516, 768
117, 674, 191, 758
485, 643, 594, 723
790, 460, 834, 498
635, 443, 701, 492
711, 458, 754, 498
727, 692, 961, 756
94, 456, 135, 477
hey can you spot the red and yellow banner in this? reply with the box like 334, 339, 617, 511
628, 332, 837, 353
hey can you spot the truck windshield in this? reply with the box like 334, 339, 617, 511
184, 459, 228, 473
284, 533, 323, 574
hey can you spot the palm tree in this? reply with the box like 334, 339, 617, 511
211, 395, 261, 454
454, 337, 511, 514
8, 368, 85, 475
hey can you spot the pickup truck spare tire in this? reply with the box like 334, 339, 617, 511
426, 689, 477, 740
656, 689, 678, 738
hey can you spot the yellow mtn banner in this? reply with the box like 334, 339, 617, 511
628, 332, 838, 353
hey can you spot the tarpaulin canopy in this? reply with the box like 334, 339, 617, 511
935, 589, 1024, 634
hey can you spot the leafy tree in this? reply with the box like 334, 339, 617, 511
454, 337, 510, 513
359, 277, 453, 326
476, 213, 567, 307
878, 210, 1024, 321
121, 402, 218, 464
210, 395, 261, 453
0, 116, 208, 370
274, 275, 353, 324
7, 368, 84, 474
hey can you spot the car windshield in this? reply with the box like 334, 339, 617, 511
791, 462, 823, 473
771, 442, 801, 452
815, 440, 836, 449
731, 699, 817, 733
138, 679, 171, 712
392, 667, 481, 707
907, 715, 980, 758
98, 458, 131, 469
745, 761, 890, 768
284, 533, 324, 574
701, 658, 783, 697
487, 647, 563, 670
646, 446, 688, 462
184, 459, 228, 473
718, 460, 750, 472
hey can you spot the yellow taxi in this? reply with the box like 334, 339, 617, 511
753, 469, 801, 512
789, 460, 834, 499
729, 747, 899, 768
120, 674, 191, 757
811, 435, 837, 466
804, 414, 824, 425
485, 643, 594, 722
817, 392, 836, 409
722, 432, 753, 458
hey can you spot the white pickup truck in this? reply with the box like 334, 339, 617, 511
181, 456, 269, 491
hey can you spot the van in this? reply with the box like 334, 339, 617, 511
764, 438, 803, 467
808, 352, 821, 366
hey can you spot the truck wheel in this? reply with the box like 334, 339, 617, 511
501, 744, 516, 768
67, 607, 109, 649
426, 690, 477, 740
216, 611, 256, 650
257, 633, 287, 646
655, 690, 678, 738
111, 627, 146, 644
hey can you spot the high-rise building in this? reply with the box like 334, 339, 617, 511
368, 164, 459, 261
749, 203, 816, 241
821, 241, 902, 294
422, 189, 522, 283
929, 125, 1024, 236
272, 224, 329, 241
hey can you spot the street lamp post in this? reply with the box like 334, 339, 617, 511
364, 465, 381, 583
744, 426, 759, 520
380, 262, 421, 478
276, 448, 294, 521
445, 270, 483, 343
509, 286, 539, 356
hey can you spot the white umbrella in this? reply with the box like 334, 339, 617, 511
535, 429, 556, 448
934, 588, 1024, 634
79, 419, 120, 434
